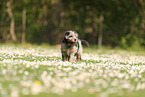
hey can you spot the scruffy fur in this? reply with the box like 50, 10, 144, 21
61, 31, 89, 62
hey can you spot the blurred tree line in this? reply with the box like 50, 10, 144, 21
0, 0, 145, 48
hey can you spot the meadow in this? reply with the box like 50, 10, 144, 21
0, 44, 145, 97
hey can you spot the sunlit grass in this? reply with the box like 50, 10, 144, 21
0, 44, 145, 97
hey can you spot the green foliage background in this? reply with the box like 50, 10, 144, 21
0, 0, 145, 48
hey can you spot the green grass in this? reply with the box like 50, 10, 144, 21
0, 44, 145, 97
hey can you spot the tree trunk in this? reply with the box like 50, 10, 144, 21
98, 14, 104, 49
92, 7, 98, 46
22, 9, 26, 44
6, 1, 17, 42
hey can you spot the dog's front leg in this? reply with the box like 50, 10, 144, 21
62, 53, 67, 62
77, 53, 81, 62
68, 53, 74, 62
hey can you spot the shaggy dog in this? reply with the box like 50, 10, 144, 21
61, 30, 89, 62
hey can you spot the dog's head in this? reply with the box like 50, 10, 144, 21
63, 31, 78, 44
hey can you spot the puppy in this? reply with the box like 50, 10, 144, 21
61, 30, 89, 62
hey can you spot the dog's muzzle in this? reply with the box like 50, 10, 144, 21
66, 38, 77, 43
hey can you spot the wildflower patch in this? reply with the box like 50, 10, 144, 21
0, 45, 145, 97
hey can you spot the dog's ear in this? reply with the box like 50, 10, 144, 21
75, 33, 78, 37
65, 31, 70, 36
74, 31, 78, 37
63, 37, 67, 43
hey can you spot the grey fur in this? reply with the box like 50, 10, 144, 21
61, 31, 88, 62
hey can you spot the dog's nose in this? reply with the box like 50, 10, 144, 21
67, 38, 76, 42
72, 38, 77, 42
74, 39, 76, 42
67, 38, 72, 42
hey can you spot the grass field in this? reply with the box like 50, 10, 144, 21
0, 44, 145, 97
